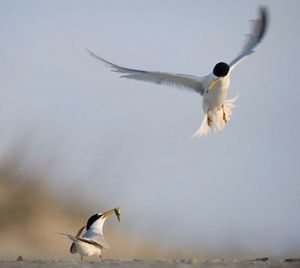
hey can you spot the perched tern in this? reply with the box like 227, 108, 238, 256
87, 7, 268, 137
58, 207, 120, 260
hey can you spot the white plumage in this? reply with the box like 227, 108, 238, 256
87, 7, 268, 137
58, 208, 120, 260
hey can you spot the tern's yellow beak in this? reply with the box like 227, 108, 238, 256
102, 207, 121, 222
207, 78, 219, 93
102, 209, 114, 219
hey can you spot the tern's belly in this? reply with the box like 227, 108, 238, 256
75, 241, 101, 256
202, 79, 229, 112
204, 90, 226, 109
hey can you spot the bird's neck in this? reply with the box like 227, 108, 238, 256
218, 76, 230, 90
90, 218, 107, 235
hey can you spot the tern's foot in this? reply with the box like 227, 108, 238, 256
207, 116, 212, 126
222, 105, 227, 124
223, 112, 228, 124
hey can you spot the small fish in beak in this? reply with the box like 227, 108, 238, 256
114, 207, 121, 222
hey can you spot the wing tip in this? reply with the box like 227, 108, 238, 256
258, 6, 269, 41
259, 6, 268, 18
85, 48, 108, 63
85, 48, 98, 58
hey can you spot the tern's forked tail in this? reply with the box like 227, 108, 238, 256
192, 95, 238, 138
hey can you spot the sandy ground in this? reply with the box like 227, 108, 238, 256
1, 258, 300, 268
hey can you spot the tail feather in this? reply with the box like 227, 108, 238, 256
192, 95, 238, 138
223, 94, 238, 120
191, 113, 211, 138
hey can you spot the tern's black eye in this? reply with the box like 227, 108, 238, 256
213, 62, 230, 77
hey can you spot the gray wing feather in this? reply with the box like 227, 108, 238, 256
61, 232, 109, 250
91, 235, 110, 249
58, 229, 108, 251
86, 49, 206, 95
69, 226, 86, 254
70, 243, 77, 254
82, 229, 110, 249
229, 7, 268, 70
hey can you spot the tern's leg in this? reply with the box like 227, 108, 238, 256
99, 255, 103, 261
222, 105, 227, 124
81, 256, 83, 261
207, 112, 212, 126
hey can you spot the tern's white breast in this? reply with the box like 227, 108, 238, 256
74, 241, 101, 257
202, 76, 230, 112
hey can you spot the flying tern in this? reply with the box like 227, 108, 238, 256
58, 207, 121, 260
87, 7, 268, 137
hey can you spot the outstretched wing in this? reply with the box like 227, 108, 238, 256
86, 49, 206, 96
75, 237, 107, 249
82, 229, 110, 249
58, 232, 109, 250
229, 7, 268, 71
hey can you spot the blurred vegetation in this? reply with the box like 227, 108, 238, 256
0, 149, 88, 259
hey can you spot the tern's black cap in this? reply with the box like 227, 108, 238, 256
86, 213, 102, 230
213, 62, 230, 77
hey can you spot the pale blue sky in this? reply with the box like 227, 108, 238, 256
1, 0, 300, 256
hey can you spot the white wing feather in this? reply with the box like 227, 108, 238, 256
86, 49, 206, 95
229, 7, 268, 71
